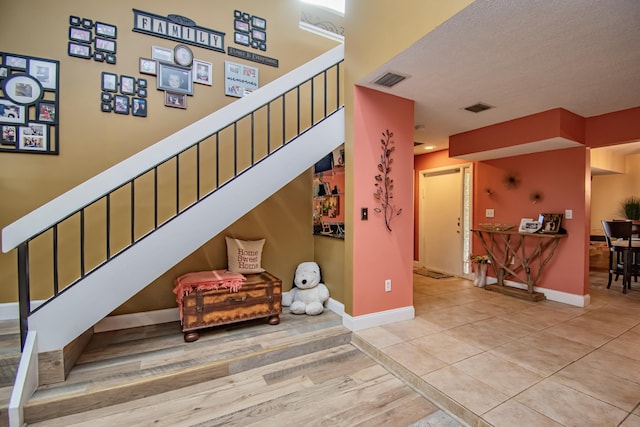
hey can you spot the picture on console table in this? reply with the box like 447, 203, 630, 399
538, 213, 563, 234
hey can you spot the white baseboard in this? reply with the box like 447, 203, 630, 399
502, 279, 591, 307
341, 305, 415, 331
326, 297, 344, 316
93, 308, 179, 333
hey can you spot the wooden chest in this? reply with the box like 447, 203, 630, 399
180, 271, 282, 342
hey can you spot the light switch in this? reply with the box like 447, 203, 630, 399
361, 208, 368, 220
486, 209, 495, 218
565, 209, 572, 219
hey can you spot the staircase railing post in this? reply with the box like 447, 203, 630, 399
17, 242, 30, 350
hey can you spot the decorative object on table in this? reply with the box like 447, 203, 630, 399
619, 196, 640, 220
529, 191, 543, 204
478, 223, 514, 231
470, 254, 490, 287
518, 218, 541, 233
538, 213, 563, 234
503, 172, 520, 189
282, 262, 329, 315
373, 129, 402, 232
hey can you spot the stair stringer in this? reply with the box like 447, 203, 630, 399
28, 109, 344, 353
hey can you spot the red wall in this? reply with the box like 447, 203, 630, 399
353, 87, 414, 315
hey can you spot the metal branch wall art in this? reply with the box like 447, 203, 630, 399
373, 129, 402, 232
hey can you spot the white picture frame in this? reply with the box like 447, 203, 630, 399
518, 218, 541, 233
193, 59, 212, 85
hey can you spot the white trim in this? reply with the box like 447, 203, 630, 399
501, 279, 591, 307
94, 308, 180, 333
341, 306, 415, 331
325, 297, 344, 316
9, 330, 38, 427
0, 300, 44, 321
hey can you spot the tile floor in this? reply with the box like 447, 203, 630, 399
353, 271, 640, 427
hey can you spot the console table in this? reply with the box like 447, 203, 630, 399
472, 229, 567, 301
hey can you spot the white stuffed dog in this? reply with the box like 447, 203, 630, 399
282, 262, 329, 315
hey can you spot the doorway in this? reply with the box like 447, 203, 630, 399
419, 164, 473, 278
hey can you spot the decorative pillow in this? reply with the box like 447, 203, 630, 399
225, 237, 266, 274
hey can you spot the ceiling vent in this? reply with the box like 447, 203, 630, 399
464, 102, 494, 113
373, 72, 408, 88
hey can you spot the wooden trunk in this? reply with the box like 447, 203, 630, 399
180, 271, 282, 342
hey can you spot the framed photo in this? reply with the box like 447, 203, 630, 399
68, 42, 92, 59
1, 125, 17, 144
193, 59, 212, 85
157, 63, 192, 95
18, 122, 47, 151
113, 94, 129, 114
69, 26, 91, 43
0, 67, 8, 78
137, 78, 147, 88
95, 37, 116, 54
164, 92, 187, 109
252, 16, 266, 30
139, 58, 156, 75
173, 44, 193, 67
4, 55, 27, 70
137, 88, 147, 98
2, 74, 43, 105
28, 59, 57, 90
120, 75, 135, 95
538, 213, 563, 234
101, 72, 118, 92
242, 13, 251, 22
234, 20, 250, 33
69, 15, 81, 26
518, 218, 541, 233
95, 22, 117, 39
106, 54, 116, 64
101, 92, 112, 102
252, 29, 266, 42
101, 102, 112, 112
37, 101, 56, 123
82, 18, 93, 29
132, 98, 147, 117
94, 51, 105, 62
151, 45, 173, 63
234, 10, 242, 19
0, 99, 26, 124
234, 32, 250, 46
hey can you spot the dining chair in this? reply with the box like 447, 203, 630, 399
601, 220, 639, 293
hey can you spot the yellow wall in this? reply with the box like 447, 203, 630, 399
340, 0, 474, 313
0, 0, 338, 313
591, 154, 640, 236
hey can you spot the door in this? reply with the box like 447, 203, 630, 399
420, 166, 471, 277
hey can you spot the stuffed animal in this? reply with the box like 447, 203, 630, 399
282, 261, 330, 315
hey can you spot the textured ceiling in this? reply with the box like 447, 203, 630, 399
357, 0, 640, 157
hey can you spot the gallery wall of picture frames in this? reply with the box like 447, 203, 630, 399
68, 16, 118, 64
100, 72, 147, 116
233, 10, 267, 51
0, 52, 59, 155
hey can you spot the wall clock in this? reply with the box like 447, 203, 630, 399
174, 44, 193, 67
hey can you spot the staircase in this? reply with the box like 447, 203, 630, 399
3, 45, 345, 426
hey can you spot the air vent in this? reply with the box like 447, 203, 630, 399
373, 72, 408, 88
464, 102, 494, 113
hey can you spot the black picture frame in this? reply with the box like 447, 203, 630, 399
94, 51, 105, 62
538, 213, 564, 234
82, 18, 93, 29
68, 42, 92, 59
101, 101, 112, 112
137, 78, 147, 88
101, 92, 112, 102
234, 32, 250, 46
69, 16, 81, 26
132, 98, 147, 117
95, 22, 117, 39
69, 26, 92, 43
101, 72, 118, 92
137, 88, 147, 98
157, 63, 193, 95
106, 54, 116, 64
234, 10, 242, 19
4, 55, 27, 70
95, 37, 116, 54
113, 94, 129, 115
234, 20, 250, 33
120, 75, 136, 95
252, 16, 266, 30
0, 66, 8, 78
36, 101, 57, 123
1, 125, 17, 145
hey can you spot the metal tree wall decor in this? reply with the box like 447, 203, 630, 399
374, 129, 402, 232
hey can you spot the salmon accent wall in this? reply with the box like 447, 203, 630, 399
586, 107, 640, 147
353, 87, 414, 316
449, 108, 586, 157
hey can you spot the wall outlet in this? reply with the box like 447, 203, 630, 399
486, 209, 495, 218
565, 209, 572, 219
385, 279, 391, 292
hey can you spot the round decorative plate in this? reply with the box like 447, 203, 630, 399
174, 44, 193, 67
